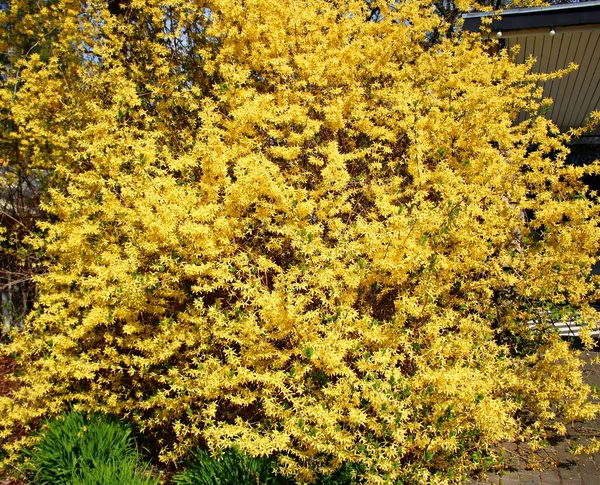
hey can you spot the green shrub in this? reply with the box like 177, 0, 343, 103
173, 448, 365, 485
173, 448, 291, 485
25, 411, 158, 485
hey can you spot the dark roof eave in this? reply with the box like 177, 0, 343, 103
462, 3, 600, 32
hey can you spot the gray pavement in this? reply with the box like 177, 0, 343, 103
469, 351, 600, 485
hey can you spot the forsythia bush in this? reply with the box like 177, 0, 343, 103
2, 0, 600, 483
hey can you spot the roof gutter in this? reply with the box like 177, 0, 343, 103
462, 0, 600, 33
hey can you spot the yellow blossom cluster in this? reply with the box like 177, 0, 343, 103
1, 0, 600, 483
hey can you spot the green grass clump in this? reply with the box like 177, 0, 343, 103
25, 411, 158, 485
172, 447, 365, 485
172, 448, 290, 485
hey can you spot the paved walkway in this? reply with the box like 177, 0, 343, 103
469, 351, 600, 485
